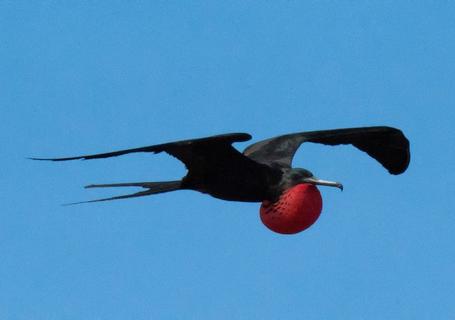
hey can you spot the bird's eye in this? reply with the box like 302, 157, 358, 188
302, 170, 313, 177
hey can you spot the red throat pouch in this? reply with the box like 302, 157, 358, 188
260, 184, 323, 234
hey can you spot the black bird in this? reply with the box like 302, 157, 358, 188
32, 126, 410, 233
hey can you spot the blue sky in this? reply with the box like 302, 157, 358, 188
2, 1, 455, 319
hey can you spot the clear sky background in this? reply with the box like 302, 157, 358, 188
2, 1, 455, 319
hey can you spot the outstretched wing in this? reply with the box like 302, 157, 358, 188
31, 133, 252, 170
243, 126, 410, 174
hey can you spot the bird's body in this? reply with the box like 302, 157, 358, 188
180, 149, 278, 202
33, 126, 410, 234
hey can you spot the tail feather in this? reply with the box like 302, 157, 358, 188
65, 180, 182, 205
85, 181, 181, 191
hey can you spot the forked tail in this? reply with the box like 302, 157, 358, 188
65, 180, 183, 205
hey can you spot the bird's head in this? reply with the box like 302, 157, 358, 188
286, 168, 343, 191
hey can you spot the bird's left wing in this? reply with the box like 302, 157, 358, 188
31, 133, 253, 170
243, 126, 410, 174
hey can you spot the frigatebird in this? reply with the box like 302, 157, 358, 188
32, 126, 410, 234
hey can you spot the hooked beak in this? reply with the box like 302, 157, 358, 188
303, 177, 343, 191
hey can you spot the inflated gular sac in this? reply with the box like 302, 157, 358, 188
260, 184, 323, 234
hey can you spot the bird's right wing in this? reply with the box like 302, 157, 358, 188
243, 126, 410, 174
31, 133, 253, 170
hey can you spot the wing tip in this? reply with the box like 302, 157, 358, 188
237, 133, 253, 141
28, 157, 53, 161
28, 156, 85, 161
388, 153, 411, 175
390, 127, 411, 175
62, 201, 87, 206
213, 132, 252, 142
388, 165, 409, 175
